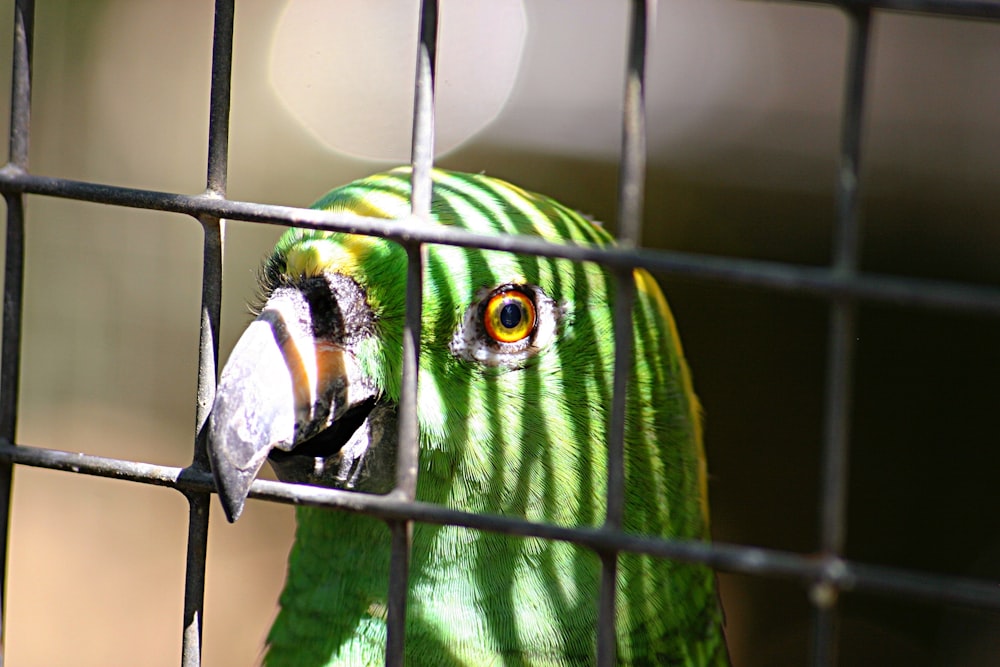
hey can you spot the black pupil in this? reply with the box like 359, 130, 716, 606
499, 301, 522, 329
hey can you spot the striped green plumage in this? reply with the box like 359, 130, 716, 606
239, 169, 727, 665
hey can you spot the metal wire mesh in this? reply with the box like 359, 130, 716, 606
1, 1, 1000, 666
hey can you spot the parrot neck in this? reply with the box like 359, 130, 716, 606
265, 505, 728, 667
265, 509, 392, 667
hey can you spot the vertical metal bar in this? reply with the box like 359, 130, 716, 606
385, 517, 413, 667
181, 214, 223, 667
181, 2, 233, 666
386, 2, 437, 665
0, 194, 25, 667
810, 7, 871, 667
205, 0, 235, 197
598, 270, 635, 667
616, 0, 654, 249
180, 491, 210, 667
394, 241, 425, 504
598, 2, 652, 664
0, 2, 34, 664
830, 8, 871, 278
386, 242, 423, 667
409, 0, 438, 214
7, 0, 33, 170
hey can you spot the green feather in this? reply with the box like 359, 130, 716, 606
235, 168, 727, 666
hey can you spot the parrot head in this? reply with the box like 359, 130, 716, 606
208, 167, 707, 533
206, 168, 726, 665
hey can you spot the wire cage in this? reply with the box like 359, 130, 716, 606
2, 1, 1000, 666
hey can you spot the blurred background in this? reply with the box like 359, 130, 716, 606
1, 0, 1000, 664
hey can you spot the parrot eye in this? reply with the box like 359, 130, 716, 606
450, 283, 560, 368
483, 289, 536, 344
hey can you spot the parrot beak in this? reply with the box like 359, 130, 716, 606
208, 282, 392, 522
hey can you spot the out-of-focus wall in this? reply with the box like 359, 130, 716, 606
3, 1, 1000, 665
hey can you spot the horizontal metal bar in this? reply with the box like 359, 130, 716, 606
771, 0, 1000, 20
2, 167, 1000, 317
1, 438, 999, 613
0, 440, 199, 488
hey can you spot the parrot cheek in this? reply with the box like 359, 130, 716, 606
268, 332, 394, 494
268, 400, 397, 495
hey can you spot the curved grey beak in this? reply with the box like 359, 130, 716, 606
208, 288, 365, 522
208, 311, 297, 522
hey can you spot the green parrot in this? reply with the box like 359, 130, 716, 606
207, 168, 728, 666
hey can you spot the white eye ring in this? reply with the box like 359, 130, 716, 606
449, 283, 560, 368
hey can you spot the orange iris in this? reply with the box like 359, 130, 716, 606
483, 289, 535, 343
